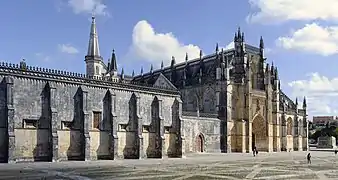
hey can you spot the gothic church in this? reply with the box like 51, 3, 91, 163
0, 16, 308, 163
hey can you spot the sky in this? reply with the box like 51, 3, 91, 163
0, 0, 338, 118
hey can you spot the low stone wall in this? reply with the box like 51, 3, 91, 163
182, 115, 221, 153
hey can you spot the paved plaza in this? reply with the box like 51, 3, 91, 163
0, 151, 337, 180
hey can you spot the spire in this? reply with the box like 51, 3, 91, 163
140, 66, 143, 76
132, 70, 135, 77
185, 52, 188, 63
109, 49, 118, 72
260, 36, 264, 49
199, 50, 203, 59
275, 67, 279, 79
237, 27, 241, 39
295, 97, 298, 106
265, 63, 270, 73
87, 15, 100, 57
216, 43, 219, 53
303, 96, 307, 109
161, 60, 164, 70
271, 61, 274, 75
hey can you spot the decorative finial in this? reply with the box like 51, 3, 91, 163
132, 70, 135, 77
121, 68, 124, 79
150, 64, 153, 73
199, 50, 203, 58
161, 60, 164, 70
171, 56, 176, 67
216, 43, 219, 53
185, 53, 188, 62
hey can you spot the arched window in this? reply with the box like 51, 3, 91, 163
287, 118, 293, 135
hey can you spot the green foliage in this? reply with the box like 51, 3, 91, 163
310, 124, 338, 141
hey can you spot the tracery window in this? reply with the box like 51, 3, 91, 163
287, 118, 293, 135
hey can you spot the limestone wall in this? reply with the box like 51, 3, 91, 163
183, 115, 221, 153
0, 72, 182, 162
14, 129, 50, 161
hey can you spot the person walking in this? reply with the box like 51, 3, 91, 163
307, 153, 311, 164
253, 146, 257, 157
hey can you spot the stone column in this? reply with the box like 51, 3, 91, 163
49, 82, 59, 162
157, 97, 165, 158
247, 121, 252, 153
135, 93, 144, 159
274, 118, 281, 152
81, 87, 91, 161
5, 77, 15, 163
241, 120, 246, 153
108, 89, 118, 160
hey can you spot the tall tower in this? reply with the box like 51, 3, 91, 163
85, 16, 105, 78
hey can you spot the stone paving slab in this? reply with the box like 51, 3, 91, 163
0, 151, 337, 179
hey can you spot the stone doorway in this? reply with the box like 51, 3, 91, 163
195, 134, 204, 153
252, 115, 267, 152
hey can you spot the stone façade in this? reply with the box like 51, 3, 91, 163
0, 63, 184, 162
0, 17, 309, 163
135, 29, 309, 154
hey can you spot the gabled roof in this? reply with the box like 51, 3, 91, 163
150, 73, 177, 90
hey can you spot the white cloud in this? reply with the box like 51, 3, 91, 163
288, 73, 338, 116
128, 20, 201, 65
67, 0, 109, 16
58, 44, 79, 54
247, 0, 338, 23
276, 23, 338, 56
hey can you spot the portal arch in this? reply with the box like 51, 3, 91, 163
195, 133, 205, 153
252, 114, 267, 151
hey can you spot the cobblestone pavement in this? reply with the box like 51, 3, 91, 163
0, 151, 338, 180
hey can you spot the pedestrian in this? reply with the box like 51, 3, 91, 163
307, 153, 311, 164
253, 146, 257, 157
335, 150, 337, 155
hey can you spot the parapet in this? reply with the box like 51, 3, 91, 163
0, 61, 180, 95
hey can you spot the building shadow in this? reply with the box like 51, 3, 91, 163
96, 90, 113, 160
123, 93, 139, 159
33, 83, 52, 162
147, 97, 161, 158
67, 87, 85, 161
0, 79, 8, 163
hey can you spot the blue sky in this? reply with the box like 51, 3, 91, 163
0, 0, 337, 117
